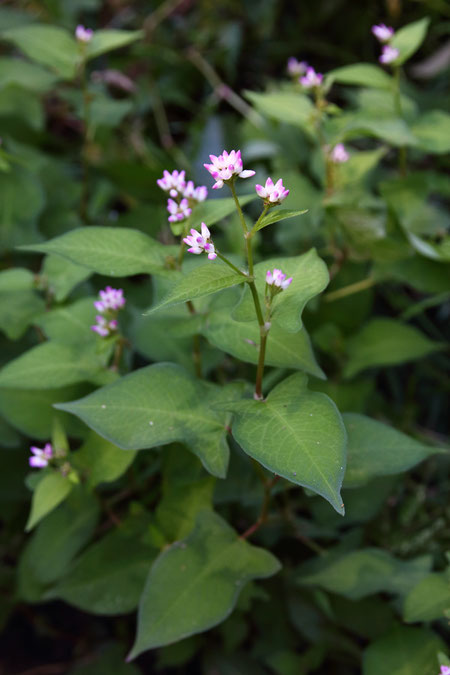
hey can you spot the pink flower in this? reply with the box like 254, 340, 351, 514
287, 57, 308, 77
29, 443, 53, 468
300, 67, 323, 89
255, 177, 289, 204
167, 197, 192, 223
440, 667, 450, 675
372, 24, 395, 42
183, 181, 208, 202
331, 143, 349, 163
94, 286, 126, 312
204, 149, 255, 189
157, 170, 186, 198
75, 25, 93, 43
91, 315, 119, 337
183, 222, 217, 260
266, 268, 293, 291
379, 45, 399, 64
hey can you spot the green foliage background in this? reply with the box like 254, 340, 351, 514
0, 0, 449, 673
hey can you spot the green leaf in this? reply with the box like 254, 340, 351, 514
191, 195, 257, 228
55, 363, 234, 478
0, 57, 58, 92
0, 289, 45, 340
74, 431, 137, 488
327, 64, 393, 89
46, 525, 156, 615
363, 626, 445, 675
18, 488, 99, 601
128, 510, 280, 658
2, 24, 79, 79
85, 29, 143, 61
404, 572, 450, 623
343, 413, 444, 488
254, 209, 307, 233
204, 303, 325, 378
0, 385, 88, 439
20, 227, 169, 277
412, 110, 450, 155
299, 549, 432, 600
341, 115, 417, 147
245, 90, 315, 131
0, 166, 45, 251
0, 342, 106, 389
41, 255, 91, 302
26, 471, 73, 531
232, 249, 329, 333
147, 263, 247, 315
390, 17, 431, 66
223, 373, 347, 514
0, 268, 34, 292
343, 319, 444, 378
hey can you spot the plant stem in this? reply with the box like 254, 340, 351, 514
324, 276, 375, 302
229, 181, 248, 236
79, 54, 91, 223
216, 252, 247, 277
240, 475, 280, 540
254, 331, 268, 400
250, 204, 270, 236
393, 66, 407, 176
111, 336, 126, 371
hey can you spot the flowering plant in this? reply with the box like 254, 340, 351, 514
0, 6, 448, 674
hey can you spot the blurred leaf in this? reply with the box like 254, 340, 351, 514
363, 626, 444, 675
0, 341, 107, 389
0, 57, 58, 92
191, 194, 257, 228
0, 289, 45, 340
245, 90, 315, 131
41, 255, 92, 302
328, 63, 393, 89
412, 110, 450, 154
46, 524, 156, 615
299, 549, 432, 599
26, 471, 73, 531
2, 24, 78, 79
403, 572, 450, 623
390, 17, 431, 66
343, 319, 444, 378
85, 29, 143, 61
254, 209, 307, 232
128, 510, 280, 658
74, 431, 137, 488
343, 413, 444, 488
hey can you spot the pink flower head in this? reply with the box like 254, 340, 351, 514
371, 24, 394, 42
183, 222, 217, 260
29, 443, 53, 468
167, 197, 192, 223
76, 25, 93, 43
91, 315, 119, 338
440, 668, 450, 675
183, 181, 208, 202
379, 45, 399, 64
331, 143, 349, 163
300, 67, 323, 89
287, 57, 308, 77
94, 286, 126, 313
255, 177, 289, 205
204, 149, 255, 189
157, 170, 186, 198
266, 268, 293, 291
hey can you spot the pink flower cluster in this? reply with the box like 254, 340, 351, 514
255, 177, 289, 204
76, 25, 93, 43
300, 67, 323, 89
266, 268, 293, 291
372, 23, 399, 64
157, 170, 208, 225
440, 667, 450, 675
91, 286, 125, 338
287, 57, 308, 77
330, 143, 349, 163
183, 223, 217, 260
29, 443, 53, 468
204, 150, 255, 189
